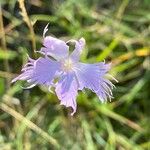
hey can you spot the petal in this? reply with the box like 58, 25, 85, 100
74, 62, 113, 102
69, 38, 85, 62
55, 72, 78, 115
12, 57, 61, 87
40, 36, 69, 60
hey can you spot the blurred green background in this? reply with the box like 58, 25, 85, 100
0, 0, 150, 149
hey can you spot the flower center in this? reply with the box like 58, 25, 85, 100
62, 58, 74, 72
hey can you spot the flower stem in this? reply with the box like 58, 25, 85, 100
18, 0, 36, 57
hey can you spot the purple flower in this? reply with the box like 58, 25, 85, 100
12, 26, 117, 115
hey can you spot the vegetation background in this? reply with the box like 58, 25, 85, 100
0, 0, 150, 149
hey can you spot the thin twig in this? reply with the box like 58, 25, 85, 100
116, 0, 129, 21
0, 70, 17, 79
0, 102, 60, 148
18, 0, 36, 57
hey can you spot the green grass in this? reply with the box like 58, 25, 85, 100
0, 0, 150, 149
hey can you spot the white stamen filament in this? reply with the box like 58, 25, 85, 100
62, 58, 74, 72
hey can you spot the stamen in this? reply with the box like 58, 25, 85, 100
62, 58, 74, 72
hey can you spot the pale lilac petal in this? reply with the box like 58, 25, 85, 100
74, 63, 100, 91
12, 57, 61, 87
95, 77, 114, 103
55, 72, 78, 115
40, 36, 69, 60
69, 38, 85, 62
74, 62, 113, 102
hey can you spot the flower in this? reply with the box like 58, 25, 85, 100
12, 25, 117, 115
